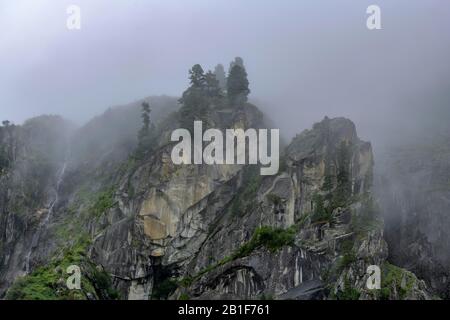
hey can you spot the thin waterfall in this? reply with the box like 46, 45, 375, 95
24, 147, 70, 274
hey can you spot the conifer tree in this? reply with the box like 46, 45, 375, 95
189, 64, 206, 88
229, 57, 244, 70
204, 71, 221, 98
179, 64, 209, 130
227, 64, 250, 106
213, 64, 226, 90
137, 101, 152, 154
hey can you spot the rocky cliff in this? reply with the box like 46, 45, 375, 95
0, 100, 431, 300
377, 137, 450, 298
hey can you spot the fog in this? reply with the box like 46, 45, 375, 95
1, 0, 450, 150
2, 1, 450, 297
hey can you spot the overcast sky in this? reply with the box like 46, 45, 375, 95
1, 0, 450, 147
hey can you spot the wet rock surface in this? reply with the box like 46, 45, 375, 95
0, 102, 434, 300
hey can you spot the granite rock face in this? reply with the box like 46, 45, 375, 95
377, 139, 450, 298
169, 116, 429, 300
0, 115, 74, 295
0, 101, 432, 300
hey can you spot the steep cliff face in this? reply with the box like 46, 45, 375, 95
88, 103, 265, 299
0, 102, 430, 300
0, 97, 178, 298
169, 116, 428, 300
0, 116, 74, 295
377, 138, 450, 298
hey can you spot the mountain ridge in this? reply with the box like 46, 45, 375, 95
0, 96, 432, 299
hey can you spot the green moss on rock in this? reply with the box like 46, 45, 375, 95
5, 238, 119, 300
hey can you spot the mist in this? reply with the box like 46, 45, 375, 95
1, 0, 450, 152
3, 0, 450, 300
